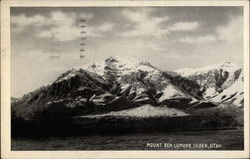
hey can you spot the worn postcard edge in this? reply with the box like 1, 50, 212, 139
1, 0, 249, 158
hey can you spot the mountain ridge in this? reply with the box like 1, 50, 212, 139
175, 61, 243, 107
12, 57, 244, 119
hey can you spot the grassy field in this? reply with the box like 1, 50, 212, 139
12, 129, 243, 150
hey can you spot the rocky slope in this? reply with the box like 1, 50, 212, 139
176, 62, 244, 108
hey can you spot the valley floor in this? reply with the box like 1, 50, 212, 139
12, 129, 243, 150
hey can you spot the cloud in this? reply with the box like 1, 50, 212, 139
11, 14, 47, 26
169, 22, 199, 31
37, 11, 94, 41
11, 14, 49, 32
175, 15, 243, 44
134, 41, 166, 52
97, 23, 115, 32
120, 8, 200, 38
147, 43, 165, 51
120, 8, 169, 38
38, 26, 80, 41
12, 11, 114, 41
216, 15, 243, 42
177, 35, 216, 43
37, 11, 80, 41
79, 12, 94, 19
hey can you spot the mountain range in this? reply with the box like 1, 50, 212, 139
11, 57, 244, 120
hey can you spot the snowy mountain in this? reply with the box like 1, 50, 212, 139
11, 58, 244, 120
176, 62, 243, 107
83, 57, 201, 107
83, 57, 160, 79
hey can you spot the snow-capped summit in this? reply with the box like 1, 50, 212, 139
176, 62, 242, 77
82, 56, 161, 79
55, 68, 79, 83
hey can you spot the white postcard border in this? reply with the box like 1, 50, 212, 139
1, 1, 249, 158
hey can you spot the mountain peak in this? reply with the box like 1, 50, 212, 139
55, 68, 79, 83
104, 56, 141, 65
82, 57, 160, 79
105, 56, 119, 63
176, 61, 242, 77
224, 61, 232, 64
220, 61, 242, 68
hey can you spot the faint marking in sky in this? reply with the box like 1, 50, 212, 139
80, 18, 87, 59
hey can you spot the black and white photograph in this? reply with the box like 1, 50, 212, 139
1, 1, 249, 158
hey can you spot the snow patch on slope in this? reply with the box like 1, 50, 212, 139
209, 77, 244, 107
82, 104, 189, 118
159, 84, 189, 102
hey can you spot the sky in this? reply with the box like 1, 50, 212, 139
11, 7, 243, 97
